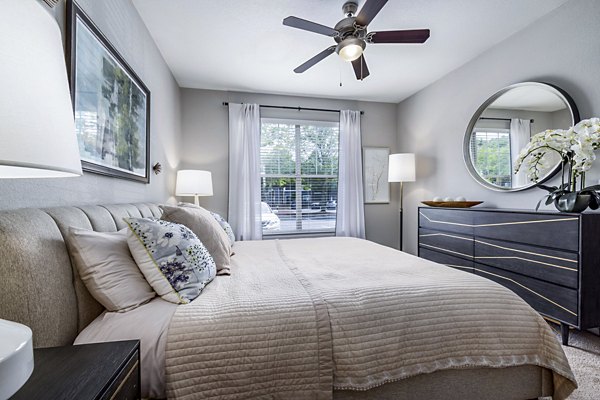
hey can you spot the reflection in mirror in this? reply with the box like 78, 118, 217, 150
464, 82, 579, 191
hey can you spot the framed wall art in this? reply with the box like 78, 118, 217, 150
363, 147, 390, 204
67, 1, 150, 183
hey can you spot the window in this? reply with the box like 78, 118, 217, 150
470, 129, 512, 187
260, 118, 339, 235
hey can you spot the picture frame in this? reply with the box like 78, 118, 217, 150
66, 1, 150, 183
363, 147, 390, 204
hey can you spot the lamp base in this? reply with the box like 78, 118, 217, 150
194, 195, 200, 206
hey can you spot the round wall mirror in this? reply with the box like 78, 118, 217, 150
463, 82, 579, 191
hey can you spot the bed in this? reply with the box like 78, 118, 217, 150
0, 203, 576, 400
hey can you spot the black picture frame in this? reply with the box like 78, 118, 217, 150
66, 0, 151, 183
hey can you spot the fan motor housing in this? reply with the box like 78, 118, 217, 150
342, 1, 358, 17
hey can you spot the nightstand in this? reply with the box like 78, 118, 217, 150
11, 340, 140, 400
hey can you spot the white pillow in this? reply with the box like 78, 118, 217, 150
124, 217, 216, 304
66, 227, 156, 312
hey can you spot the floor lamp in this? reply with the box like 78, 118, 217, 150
388, 154, 415, 251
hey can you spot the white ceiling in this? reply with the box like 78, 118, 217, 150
132, 0, 568, 103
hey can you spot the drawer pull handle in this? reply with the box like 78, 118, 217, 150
420, 211, 578, 228
447, 264, 471, 270
475, 239, 577, 264
474, 256, 577, 272
419, 233, 473, 241
473, 267, 577, 317
109, 358, 139, 400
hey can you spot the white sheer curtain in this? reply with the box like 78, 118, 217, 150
228, 103, 262, 241
510, 118, 531, 187
336, 110, 365, 238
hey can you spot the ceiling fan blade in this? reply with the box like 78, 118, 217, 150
294, 46, 336, 73
351, 55, 370, 80
369, 29, 430, 44
283, 16, 338, 37
355, 0, 388, 27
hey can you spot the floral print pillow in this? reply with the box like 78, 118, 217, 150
210, 211, 236, 246
124, 217, 216, 304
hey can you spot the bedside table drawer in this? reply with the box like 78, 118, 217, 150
474, 237, 579, 289
474, 262, 578, 326
101, 349, 140, 400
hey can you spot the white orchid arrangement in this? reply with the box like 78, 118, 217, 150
514, 118, 600, 211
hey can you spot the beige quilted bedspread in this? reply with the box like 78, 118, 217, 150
165, 237, 576, 399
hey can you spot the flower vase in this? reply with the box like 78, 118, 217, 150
554, 193, 591, 213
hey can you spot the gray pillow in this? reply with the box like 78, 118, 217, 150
66, 227, 155, 312
124, 217, 216, 304
178, 202, 235, 247
161, 205, 232, 275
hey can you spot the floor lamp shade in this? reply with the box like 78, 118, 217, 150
388, 153, 416, 183
0, 0, 82, 178
176, 170, 213, 206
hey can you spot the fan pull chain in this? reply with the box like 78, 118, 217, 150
339, 58, 343, 87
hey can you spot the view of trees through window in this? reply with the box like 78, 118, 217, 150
260, 119, 339, 235
470, 130, 512, 187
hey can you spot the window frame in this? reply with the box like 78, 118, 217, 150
470, 128, 512, 188
260, 117, 339, 237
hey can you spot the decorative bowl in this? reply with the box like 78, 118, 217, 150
421, 201, 483, 208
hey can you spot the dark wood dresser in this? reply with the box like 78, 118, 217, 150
418, 207, 600, 345
11, 340, 140, 400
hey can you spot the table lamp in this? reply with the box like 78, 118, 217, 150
0, 0, 82, 178
176, 170, 213, 206
1, 0, 84, 397
388, 153, 415, 251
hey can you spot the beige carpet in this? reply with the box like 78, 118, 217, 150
547, 324, 600, 400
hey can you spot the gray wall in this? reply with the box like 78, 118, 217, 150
0, 0, 181, 210
397, 0, 600, 255
180, 89, 400, 248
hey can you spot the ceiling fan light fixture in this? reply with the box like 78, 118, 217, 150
336, 37, 365, 62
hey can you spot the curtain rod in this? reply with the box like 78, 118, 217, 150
479, 117, 534, 123
222, 102, 364, 115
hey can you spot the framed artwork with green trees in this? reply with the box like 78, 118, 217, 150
67, 0, 150, 183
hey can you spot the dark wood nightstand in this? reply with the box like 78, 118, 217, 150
11, 340, 140, 400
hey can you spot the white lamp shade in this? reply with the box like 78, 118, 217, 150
388, 153, 416, 182
0, 0, 82, 178
176, 170, 213, 196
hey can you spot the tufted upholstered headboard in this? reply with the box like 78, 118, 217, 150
0, 203, 162, 348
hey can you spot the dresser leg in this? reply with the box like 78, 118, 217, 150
560, 323, 570, 346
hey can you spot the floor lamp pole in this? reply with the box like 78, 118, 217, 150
399, 181, 404, 251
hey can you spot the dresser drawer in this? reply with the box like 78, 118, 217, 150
473, 263, 578, 326
420, 247, 474, 273
419, 208, 474, 235
474, 237, 579, 289
419, 228, 473, 260
473, 211, 580, 251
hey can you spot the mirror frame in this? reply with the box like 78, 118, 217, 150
463, 82, 580, 192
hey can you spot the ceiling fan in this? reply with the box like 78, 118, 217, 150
283, 0, 430, 80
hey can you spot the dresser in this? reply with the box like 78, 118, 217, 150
417, 207, 600, 345
11, 340, 140, 400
